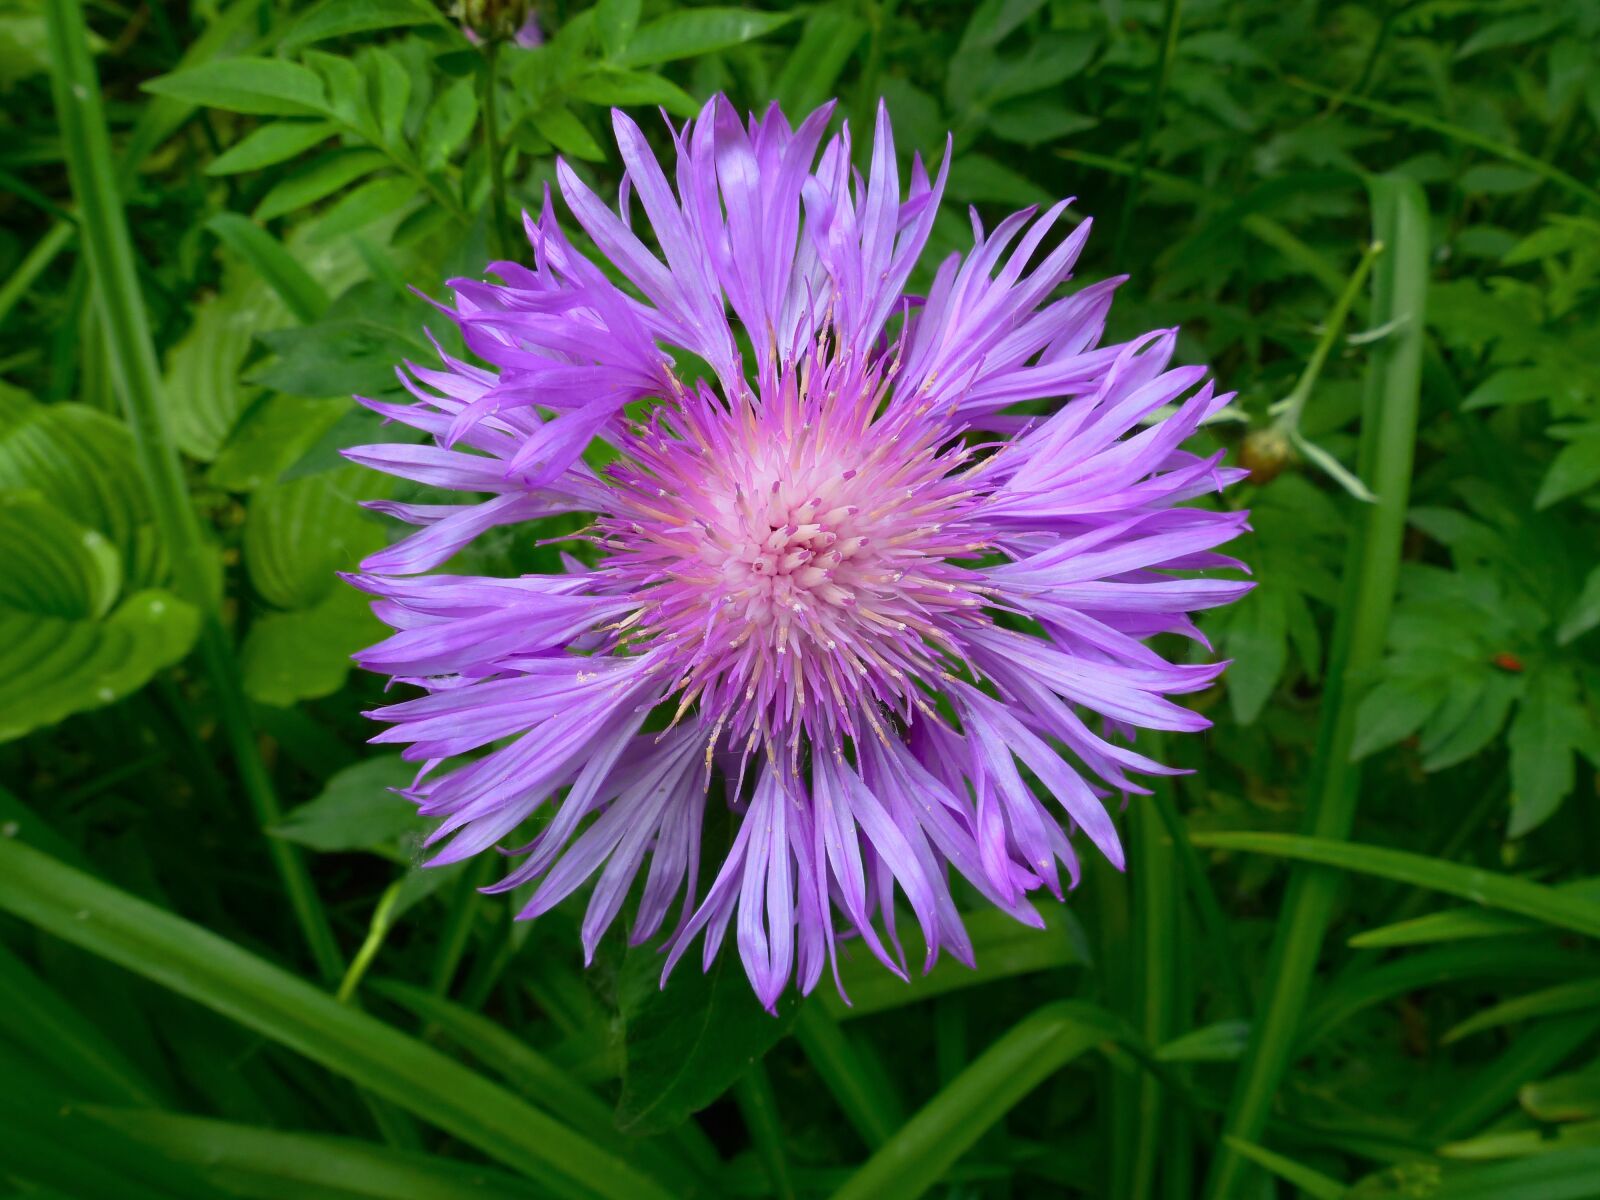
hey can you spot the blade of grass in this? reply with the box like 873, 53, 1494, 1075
1189, 833, 1600, 941
1202, 173, 1429, 1200
1125, 786, 1177, 1200
1220, 1137, 1343, 1200
0, 836, 678, 1200
43, 0, 342, 983
205, 213, 330, 322
86, 1107, 555, 1200
1444, 979, 1600, 1044
793, 1003, 904, 1149
1152, 785, 1250, 1016
1426, 1013, 1600, 1143
828, 1002, 1119, 1200
734, 1062, 796, 1200
1284, 76, 1600, 210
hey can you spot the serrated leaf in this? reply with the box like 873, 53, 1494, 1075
1558, 567, 1600, 645
615, 944, 798, 1135
143, 57, 328, 117
1221, 585, 1287, 724
616, 8, 796, 67
244, 467, 384, 610
1508, 666, 1590, 837
0, 494, 197, 743
1351, 675, 1445, 759
206, 120, 337, 175
271, 754, 420, 854
253, 149, 388, 221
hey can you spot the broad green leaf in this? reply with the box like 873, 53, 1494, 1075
1190, 832, 1600, 940
1522, 1064, 1600, 1123
84, 1108, 549, 1200
419, 76, 477, 170
947, 153, 1052, 207
615, 941, 798, 1135
0, 384, 163, 586
773, 6, 866, 116
616, 8, 796, 67
254, 149, 389, 221
1444, 978, 1600, 1044
206, 120, 337, 175
271, 754, 419, 855
1458, 164, 1542, 195
206, 214, 331, 323
1220, 584, 1288, 724
569, 67, 698, 117
1558, 566, 1600, 645
243, 466, 383, 610
0, 837, 676, 1200
240, 585, 381, 706
823, 902, 1088, 1020
208, 395, 348, 492
594, 0, 642, 59
830, 1002, 1118, 1200
281, 0, 442, 50
143, 57, 328, 117
0, 493, 197, 743
1350, 675, 1444, 758
254, 285, 430, 397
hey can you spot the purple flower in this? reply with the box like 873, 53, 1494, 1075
346, 97, 1250, 1010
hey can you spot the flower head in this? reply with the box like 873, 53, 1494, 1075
346, 97, 1250, 1010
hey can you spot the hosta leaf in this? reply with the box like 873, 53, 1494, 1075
240, 585, 381, 706
243, 466, 384, 610
0, 385, 163, 587
0, 493, 196, 742
143, 57, 328, 117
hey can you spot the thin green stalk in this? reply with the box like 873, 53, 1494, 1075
829, 1002, 1119, 1200
481, 37, 510, 261
734, 1062, 795, 1200
43, 0, 342, 984
1151, 786, 1249, 1017
1202, 174, 1429, 1200
1112, 0, 1184, 265
0, 221, 74, 330
1126, 787, 1176, 1200
793, 1003, 903, 1149
429, 859, 490, 996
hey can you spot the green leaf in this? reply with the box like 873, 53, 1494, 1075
773, 5, 866, 116
143, 57, 329, 117
0, 493, 197, 742
240, 585, 380, 706
1220, 1138, 1344, 1200
528, 104, 605, 162
253, 149, 389, 221
1351, 675, 1444, 759
208, 395, 348, 492
1507, 666, 1591, 837
272, 754, 419, 855
83, 1108, 551, 1200
1444, 978, 1600, 1044
205, 214, 331, 323
1190, 832, 1600, 940
830, 1002, 1118, 1200
1351, 881, 1600, 948
947, 153, 1052, 207
594, 0, 642, 59
1220, 585, 1288, 724
419, 76, 477, 170
281, 0, 442, 50
1522, 1065, 1600, 1123
309, 173, 418, 242
616, 8, 796, 67
243, 466, 384, 610
1458, 164, 1542, 195
206, 119, 338, 175
615, 941, 798, 1135
822, 902, 1088, 1020
254, 286, 429, 397
569, 67, 698, 118
1436, 1148, 1600, 1200
1558, 566, 1600, 644
0, 837, 677, 1200
1536, 428, 1600, 508
0, 384, 164, 587
1155, 1019, 1252, 1063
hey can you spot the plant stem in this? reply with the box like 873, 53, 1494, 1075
734, 1061, 796, 1200
1202, 174, 1429, 1200
1112, 0, 1184, 265
481, 36, 510, 261
43, 0, 342, 984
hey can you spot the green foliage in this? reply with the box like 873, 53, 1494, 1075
3, 1, 1599, 1198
